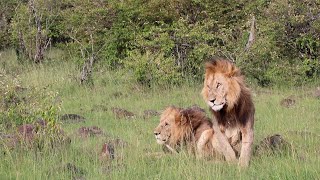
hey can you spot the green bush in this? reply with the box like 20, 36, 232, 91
0, 71, 61, 130
2, 0, 320, 86
125, 50, 180, 86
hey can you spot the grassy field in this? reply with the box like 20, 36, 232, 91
0, 50, 320, 179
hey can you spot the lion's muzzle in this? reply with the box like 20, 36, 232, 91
207, 98, 226, 111
154, 131, 169, 145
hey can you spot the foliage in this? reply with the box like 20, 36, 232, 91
239, 0, 320, 86
0, 69, 61, 129
0, 0, 19, 50
1, 0, 320, 86
10, 0, 60, 63
125, 50, 180, 86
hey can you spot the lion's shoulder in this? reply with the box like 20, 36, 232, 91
180, 106, 213, 141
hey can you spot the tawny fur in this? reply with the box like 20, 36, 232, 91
201, 59, 255, 167
153, 106, 223, 158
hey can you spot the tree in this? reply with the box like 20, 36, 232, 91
11, 0, 58, 63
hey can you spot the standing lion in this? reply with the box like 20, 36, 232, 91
201, 59, 255, 167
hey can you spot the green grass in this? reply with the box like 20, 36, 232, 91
0, 50, 320, 179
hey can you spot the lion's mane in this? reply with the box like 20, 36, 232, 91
154, 106, 213, 151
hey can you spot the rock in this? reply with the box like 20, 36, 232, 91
280, 97, 296, 108
111, 107, 135, 119
60, 114, 86, 123
254, 134, 293, 156
78, 126, 103, 138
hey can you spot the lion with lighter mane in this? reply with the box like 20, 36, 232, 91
154, 106, 236, 160
201, 59, 255, 167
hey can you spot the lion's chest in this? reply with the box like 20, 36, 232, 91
217, 111, 237, 126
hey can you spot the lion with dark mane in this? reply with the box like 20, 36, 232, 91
201, 59, 255, 167
153, 106, 237, 160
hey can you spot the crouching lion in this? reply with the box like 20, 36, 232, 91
153, 105, 237, 161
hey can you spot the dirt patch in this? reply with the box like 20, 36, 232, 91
108, 138, 128, 148
14, 86, 28, 92
280, 96, 296, 108
286, 130, 320, 137
51, 163, 86, 180
60, 114, 86, 124
313, 87, 320, 98
100, 143, 115, 161
143, 110, 160, 119
17, 124, 35, 143
1, 120, 70, 150
111, 107, 135, 119
91, 104, 108, 112
255, 89, 273, 95
99, 138, 128, 161
111, 92, 127, 99
65, 163, 86, 178
0, 133, 18, 150
78, 126, 103, 138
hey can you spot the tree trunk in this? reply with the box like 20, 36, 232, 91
80, 56, 95, 84
245, 16, 256, 52
29, 0, 45, 63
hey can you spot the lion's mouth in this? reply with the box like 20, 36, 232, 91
156, 138, 166, 144
208, 101, 225, 111
211, 104, 224, 111
155, 135, 169, 145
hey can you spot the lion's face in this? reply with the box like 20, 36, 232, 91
202, 60, 242, 112
153, 107, 179, 145
204, 73, 228, 111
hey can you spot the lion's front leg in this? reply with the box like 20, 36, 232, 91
197, 129, 213, 159
239, 118, 254, 167
214, 130, 237, 163
210, 124, 237, 163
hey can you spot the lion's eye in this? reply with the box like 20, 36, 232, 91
165, 122, 169, 126
216, 83, 221, 89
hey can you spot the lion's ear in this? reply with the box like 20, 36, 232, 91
228, 65, 240, 77
205, 60, 217, 73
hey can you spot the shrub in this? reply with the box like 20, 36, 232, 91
125, 50, 181, 86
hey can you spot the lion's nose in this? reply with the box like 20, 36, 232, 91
154, 132, 160, 136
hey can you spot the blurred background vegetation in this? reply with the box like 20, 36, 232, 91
1, 0, 319, 87
0, 1, 320, 178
